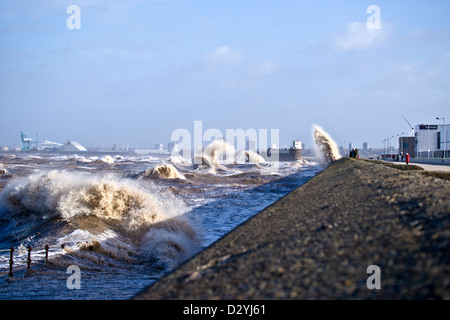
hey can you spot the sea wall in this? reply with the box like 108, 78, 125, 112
134, 158, 449, 299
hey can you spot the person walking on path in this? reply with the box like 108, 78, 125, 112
406, 153, 410, 165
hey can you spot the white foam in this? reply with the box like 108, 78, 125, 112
150, 163, 186, 179
0, 170, 201, 268
312, 125, 342, 165
98, 155, 115, 164
169, 155, 192, 166
236, 150, 266, 164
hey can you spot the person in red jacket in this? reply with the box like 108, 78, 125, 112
406, 153, 410, 165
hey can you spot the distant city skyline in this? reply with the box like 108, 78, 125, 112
1, 1, 449, 150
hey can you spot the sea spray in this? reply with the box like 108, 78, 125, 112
0, 170, 200, 269
169, 155, 192, 166
312, 125, 342, 165
133, 163, 186, 180
0, 167, 10, 176
236, 150, 266, 164
194, 140, 237, 172
97, 155, 115, 164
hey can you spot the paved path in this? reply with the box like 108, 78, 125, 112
381, 160, 450, 172
408, 163, 450, 171
134, 158, 450, 300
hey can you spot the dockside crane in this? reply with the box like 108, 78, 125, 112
20, 131, 34, 151
403, 116, 415, 137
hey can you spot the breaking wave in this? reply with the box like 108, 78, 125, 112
97, 155, 115, 164
133, 163, 186, 180
194, 140, 237, 172
312, 125, 342, 165
0, 171, 200, 270
236, 150, 266, 164
0, 167, 9, 176
169, 155, 192, 166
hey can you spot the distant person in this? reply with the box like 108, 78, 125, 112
406, 153, 410, 165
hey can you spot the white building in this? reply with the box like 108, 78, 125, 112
41, 140, 63, 151
61, 141, 88, 152
414, 124, 449, 158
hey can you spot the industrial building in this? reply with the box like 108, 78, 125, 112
61, 141, 88, 152
414, 123, 449, 158
19, 131, 87, 152
398, 136, 415, 158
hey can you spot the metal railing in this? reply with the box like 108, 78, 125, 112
1, 244, 65, 277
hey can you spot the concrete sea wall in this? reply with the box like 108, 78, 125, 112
135, 158, 449, 300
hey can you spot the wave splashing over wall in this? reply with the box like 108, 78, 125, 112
313, 125, 342, 165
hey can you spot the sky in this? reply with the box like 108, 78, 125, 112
1, 0, 449, 150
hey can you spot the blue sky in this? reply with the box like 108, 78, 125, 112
1, 0, 449, 149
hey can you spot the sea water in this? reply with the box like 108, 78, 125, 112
0, 130, 336, 300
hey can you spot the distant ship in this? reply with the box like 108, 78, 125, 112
259, 140, 303, 161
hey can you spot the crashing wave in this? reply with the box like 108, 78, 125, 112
193, 140, 236, 172
312, 125, 342, 165
0, 164, 10, 176
133, 163, 186, 180
98, 155, 115, 164
236, 150, 266, 164
0, 170, 200, 270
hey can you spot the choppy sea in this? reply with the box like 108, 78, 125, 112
0, 146, 323, 300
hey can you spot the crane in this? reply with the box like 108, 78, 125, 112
20, 131, 33, 151
402, 116, 415, 137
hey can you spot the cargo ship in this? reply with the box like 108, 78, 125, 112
259, 140, 303, 161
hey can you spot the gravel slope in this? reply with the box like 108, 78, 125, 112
134, 158, 450, 300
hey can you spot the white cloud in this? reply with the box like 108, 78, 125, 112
201, 46, 244, 66
248, 59, 281, 77
332, 21, 389, 52
199, 46, 280, 81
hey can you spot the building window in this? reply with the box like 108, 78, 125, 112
437, 132, 441, 150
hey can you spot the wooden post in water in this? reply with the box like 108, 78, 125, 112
45, 244, 49, 264
27, 245, 32, 269
8, 246, 14, 277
